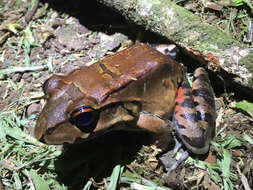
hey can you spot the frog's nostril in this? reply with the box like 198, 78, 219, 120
42, 75, 65, 96
45, 127, 55, 135
42, 78, 50, 94
39, 135, 46, 143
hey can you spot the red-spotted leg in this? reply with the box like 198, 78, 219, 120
161, 68, 216, 176
173, 68, 216, 155
153, 44, 216, 175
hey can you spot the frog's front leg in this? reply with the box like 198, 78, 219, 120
136, 112, 174, 151
173, 67, 216, 155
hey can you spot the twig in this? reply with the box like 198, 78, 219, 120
237, 165, 251, 190
0, 32, 10, 45
0, 66, 47, 76
25, 0, 40, 23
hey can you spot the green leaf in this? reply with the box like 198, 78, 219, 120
221, 149, 231, 179
3, 123, 43, 146
211, 141, 221, 149
221, 136, 243, 149
236, 100, 253, 118
29, 169, 50, 190
220, 148, 234, 189
46, 57, 54, 73
8, 79, 18, 90
223, 178, 234, 190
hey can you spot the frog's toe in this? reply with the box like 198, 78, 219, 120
159, 139, 189, 175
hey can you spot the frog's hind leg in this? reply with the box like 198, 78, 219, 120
173, 67, 216, 155
159, 68, 215, 177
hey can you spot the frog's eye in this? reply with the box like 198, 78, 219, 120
70, 106, 98, 132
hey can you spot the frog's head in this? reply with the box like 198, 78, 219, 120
34, 73, 140, 144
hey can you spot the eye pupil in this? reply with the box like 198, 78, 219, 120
74, 112, 94, 127
70, 106, 97, 133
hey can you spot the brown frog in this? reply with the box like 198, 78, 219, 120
35, 42, 215, 156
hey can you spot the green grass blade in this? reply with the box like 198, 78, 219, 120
106, 165, 124, 190
121, 173, 172, 189
221, 149, 231, 179
130, 183, 171, 190
243, 134, 253, 144
0, 120, 6, 140
221, 149, 234, 190
221, 136, 243, 149
3, 124, 43, 146
29, 169, 50, 190
13, 171, 22, 190
82, 180, 92, 190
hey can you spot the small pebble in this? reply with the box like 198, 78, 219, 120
12, 73, 22, 82
22, 73, 33, 83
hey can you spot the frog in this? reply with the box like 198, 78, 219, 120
34, 42, 216, 163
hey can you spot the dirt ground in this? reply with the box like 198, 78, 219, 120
0, 0, 253, 189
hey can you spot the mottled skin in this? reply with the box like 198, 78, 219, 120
173, 68, 216, 154
35, 43, 215, 155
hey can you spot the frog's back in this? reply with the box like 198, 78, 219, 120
65, 43, 182, 109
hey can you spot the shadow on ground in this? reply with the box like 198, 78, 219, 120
54, 131, 154, 189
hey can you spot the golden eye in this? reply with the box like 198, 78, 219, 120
70, 106, 98, 133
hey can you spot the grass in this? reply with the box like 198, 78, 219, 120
1, 109, 252, 189
0, 111, 64, 189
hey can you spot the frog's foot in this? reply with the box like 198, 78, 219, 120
171, 139, 183, 157
166, 151, 189, 176
137, 112, 190, 175
159, 138, 189, 176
